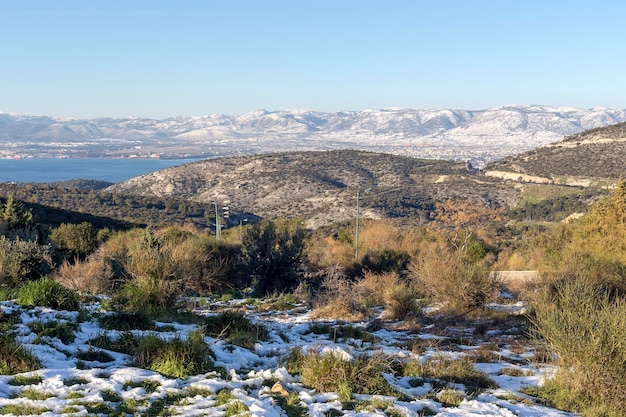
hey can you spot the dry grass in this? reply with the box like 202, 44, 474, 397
54, 253, 114, 295
310, 266, 370, 321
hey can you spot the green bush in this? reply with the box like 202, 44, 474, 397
240, 219, 305, 294
383, 282, 423, 321
112, 277, 179, 318
50, 222, 99, 260
16, 277, 80, 311
530, 279, 626, 415
0, 236, 51, 287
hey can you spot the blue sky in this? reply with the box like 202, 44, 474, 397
1, 1, 625, 118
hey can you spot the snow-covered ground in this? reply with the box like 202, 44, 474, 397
0, 297, 575, 417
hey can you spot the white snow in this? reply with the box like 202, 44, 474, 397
0, 298, 577, 416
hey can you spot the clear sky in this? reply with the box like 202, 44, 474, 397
1, 0, 625, 118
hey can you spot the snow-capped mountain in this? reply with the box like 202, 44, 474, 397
2, 105, 626, 165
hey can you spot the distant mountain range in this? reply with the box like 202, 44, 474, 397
2, 105, 626, 165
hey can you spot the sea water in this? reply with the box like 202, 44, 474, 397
0, 158, 203, 184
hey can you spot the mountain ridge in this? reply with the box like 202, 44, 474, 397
2, 105, 626, 165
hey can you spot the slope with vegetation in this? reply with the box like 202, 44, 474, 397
485, 122, 626, 185
106, 150, 519, 227
2, 157, 626, 414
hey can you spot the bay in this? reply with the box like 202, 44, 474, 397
0, 158, 202, 183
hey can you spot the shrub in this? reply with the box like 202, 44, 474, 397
50, 222, 99, 260
112, 276, 179, 318
352, 270, 401, 307
240, 219, 306, 294
53, 253, 114, 295
360, 249, 411, 276
0, 236, 51, 287
311, 266, 370, 321
411, 243, 496, 314
16, 277, 80, 311
529, 279, 626, 415
382, 281, 423, 321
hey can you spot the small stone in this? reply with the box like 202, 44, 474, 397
271, 381, 290, 397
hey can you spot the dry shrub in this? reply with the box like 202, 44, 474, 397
411, 243, 497, 315
306, 235, 354, 269
164, 236, 239, 294
53, 253, 114, 295
382, 281, 423, 321
353, 271, 401, 307
311, 266, 370, 321
358, 221, 401, 253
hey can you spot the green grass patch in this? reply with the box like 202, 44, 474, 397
10, 388, 54, 400
8, 373, 42, 386
224, 400, 250, 416
0, 404, 49, 415
273, 392, 306, 417
305, 324, 378, 343
28, 320, 78, 344
81, 402, 113, 415
132, 330, 215, 379
143, 392, 185, 416
88, 331, 140, 355
203, 311, 268, 349
0, 333, 41, 375
287, 348, 397, 401
123, 379, 161, 393
98, 311, 156, 331
0, 309, 21, 331
16, 277, 80, 311
404, 356, 496, 396
75, 348, 115, 363
437, 389, 466, 407
63, 377, 90, 386
102, 389, 122, 402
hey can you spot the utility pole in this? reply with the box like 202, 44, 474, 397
239, 218, 248, 244
214, 202, 221, 240
355, 189, 360, 260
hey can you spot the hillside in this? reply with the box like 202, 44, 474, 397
106, 150, 517, 227
485, 122, 626, 186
